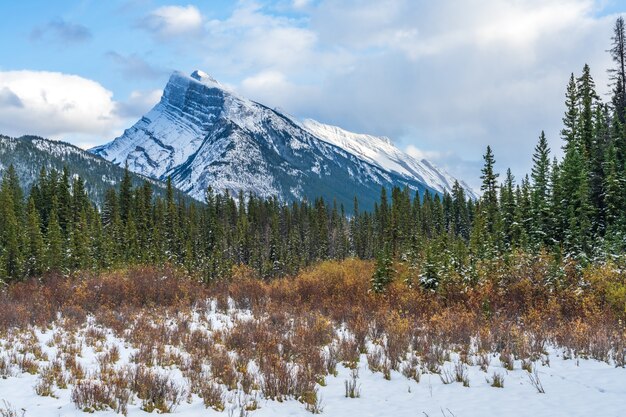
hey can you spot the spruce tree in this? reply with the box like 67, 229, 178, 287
119, 164, 133, 224
562, 74, 579, 150
57, 167, 72, 233
479, 146, 500, 252
576, 64, 600, 158
0, 186, 23, 281
603, 143, 625, 251
71, 208, 91, 270
371, 243, 393, 293
500, 169, 517, 248
589, 104, 610, 233
46, 200, 64, 272
530, 131, 552, 245
609, 16, 626, 123
549, 157, 564, 245
451, 181, 470, 240
25, 197, 45, 277
560, 142, 593, 260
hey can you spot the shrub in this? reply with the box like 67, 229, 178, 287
527, 364, 545, 394
489, 372, 504, 388
0, 401, 25, 417
131, 366, 184, 413
344, 370, 360, 398
71, 380, 117, 413
454, 361, 470, 387
199, 380, 225, 411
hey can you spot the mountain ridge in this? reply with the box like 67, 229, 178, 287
0, 134, 180, 206
92, 70, 476, 209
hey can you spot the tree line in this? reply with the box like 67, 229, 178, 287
0, 18, 625, 288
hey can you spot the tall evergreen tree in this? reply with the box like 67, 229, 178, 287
46, 199, 64, 272
500, 169, 517, 248
119, 164, 133, 224
371, 243, 393, 293
603, 142, 625, 248
609, 16, 626, 122
562, 74, 579, 149
0, 179, 23, 281
479, 146, 501, 252
576, 64, 600, 158
530, 131, 552, 245
25, 197, 45, 277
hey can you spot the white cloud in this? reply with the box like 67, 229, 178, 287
146, 0, 616, 189
114, 89, 162, 118
5, 0, 624, 188
0, 71, 119, 141
204, 2, 319, 72
141, 5, 203, 37
404, 145, 442, 162
241, 70, 289, 91
292, 0, 311, 9
0, 71, 161, 146
239, 70, 319, 114
222, 0, 619, 188
0, 87, 23, 108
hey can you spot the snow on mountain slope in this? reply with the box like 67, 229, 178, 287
301, 119, 478, 199
0, 134, 175, 206
93, 70, 475, 208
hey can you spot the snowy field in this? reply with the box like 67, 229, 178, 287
1, 301, 625, 417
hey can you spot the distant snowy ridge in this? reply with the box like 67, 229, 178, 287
0, 134, 174, 206
301, 119, 478, 199
92, 70, 476, 208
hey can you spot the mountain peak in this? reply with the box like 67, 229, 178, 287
190, 69, 220, 86
92, 68, 477, 206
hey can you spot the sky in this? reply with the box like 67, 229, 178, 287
0, 0, 624, 189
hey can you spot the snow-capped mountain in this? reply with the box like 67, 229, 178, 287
300, 119, 478, 200
0, 134, 175, 206
92, 70, 475, 209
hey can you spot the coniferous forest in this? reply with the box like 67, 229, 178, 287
1, 20, 626, 289
1, 12, 626, 417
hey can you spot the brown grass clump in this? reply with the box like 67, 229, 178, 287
0, 257, 624, 411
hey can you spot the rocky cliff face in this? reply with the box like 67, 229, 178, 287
92, 70, 475, 208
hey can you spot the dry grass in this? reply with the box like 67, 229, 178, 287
0, 258, 623, 413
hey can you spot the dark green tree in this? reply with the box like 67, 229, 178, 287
371, 243, 393, 293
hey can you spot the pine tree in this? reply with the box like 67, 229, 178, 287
609, 16, 626, 123
560, 142, 593, 260
451, 181, 470, 241
500, 169, 517, 248
480, 146, 499, 212
589, 104, 610, 233
562, 74, 579, 149
530, 131, 552, 246
2, 165, 24, 220
371, 243, 393, 293
119, 164, 133, 224
25, 197, 45, 277
604, 145, 626, 235
0, 181, 23, 281
46, 200, 64, 272
57, 167, 72, 233
164, 177, 180, 262
420, 242, 441, 291
577, 64, 600, 158
549, 157, 563, 245
517, 176, 533, 249
479, 146, 501, 253
71, 208, 91, 270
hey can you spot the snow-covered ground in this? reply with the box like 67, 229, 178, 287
1, 302, 625, 417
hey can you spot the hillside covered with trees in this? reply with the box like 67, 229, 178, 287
0, 19, 625, 292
